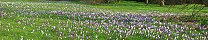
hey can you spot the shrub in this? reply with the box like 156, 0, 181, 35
202, 0, 208, 7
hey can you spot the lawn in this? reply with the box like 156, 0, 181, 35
90, 1, 208, 13
0, 0, 208, 40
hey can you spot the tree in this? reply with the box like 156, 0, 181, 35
145, 0, 149, 4
160, 0, 165, 6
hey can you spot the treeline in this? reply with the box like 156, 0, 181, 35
49, 0, 208, 6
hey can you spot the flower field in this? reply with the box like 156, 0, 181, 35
0, 1, 208, 40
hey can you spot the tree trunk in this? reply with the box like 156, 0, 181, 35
160, 0, 165, 6
146, 0, 149, 4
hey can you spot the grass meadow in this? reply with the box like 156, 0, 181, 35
0, 0, 208, 40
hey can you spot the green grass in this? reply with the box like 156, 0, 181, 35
0, 0, 208, 40
90, 1, 208, 13
1, 0, 208, 13
0, 11, 151, 40
0, 0, 45, 2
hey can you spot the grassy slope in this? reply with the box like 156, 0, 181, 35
91, 1, 208, 13
0, 0, 45, 2
0, 0, 149, 40
1, 0, 208, 13
0, 0, 208, 40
